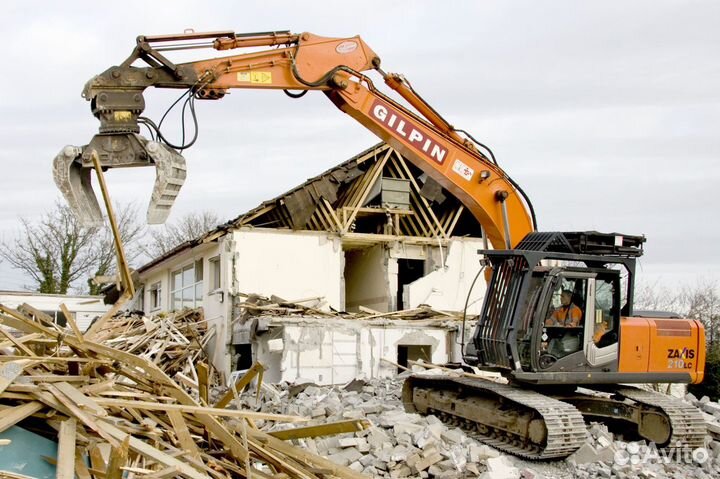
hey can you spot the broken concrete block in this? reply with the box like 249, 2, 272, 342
440, 427, 464, 444
389, 465, 412, 478
413, 452, 443, 472
469, 444, 500, 462
484, 456, 520, 479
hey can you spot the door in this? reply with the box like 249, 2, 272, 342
583, 276, 621, 367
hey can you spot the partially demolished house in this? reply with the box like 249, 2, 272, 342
135, 143, 489, 384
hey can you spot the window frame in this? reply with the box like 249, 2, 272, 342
170, 259, 204, 311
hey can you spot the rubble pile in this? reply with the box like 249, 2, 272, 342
0, 304, 369, 478
231, 373, 549, 479
569, 421, 720, 479
231, 372, 720, 479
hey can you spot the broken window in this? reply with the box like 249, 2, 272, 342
149, 282, 161, 311
171, 259, 203, 310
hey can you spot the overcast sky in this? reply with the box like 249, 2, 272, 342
0, 1, 718, 290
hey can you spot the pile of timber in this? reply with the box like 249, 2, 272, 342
0, 304, 368, 479
235, 294, 468, 322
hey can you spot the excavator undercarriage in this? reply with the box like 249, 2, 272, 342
404, 375, 706, 459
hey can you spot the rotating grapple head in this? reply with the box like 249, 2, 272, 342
53, 134, 186, 226
54, 75, 188, 226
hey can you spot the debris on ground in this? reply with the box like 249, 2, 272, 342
0, 304, 369, 478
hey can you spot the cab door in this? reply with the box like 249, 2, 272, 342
583, 276, 621, 368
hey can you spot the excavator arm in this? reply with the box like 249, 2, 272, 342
55, 30, 535, 249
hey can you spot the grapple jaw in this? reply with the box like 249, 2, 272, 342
53, 133, 187, 227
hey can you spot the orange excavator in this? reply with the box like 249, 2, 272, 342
54, 30, 707, 459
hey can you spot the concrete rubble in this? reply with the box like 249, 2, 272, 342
225, 373, 720, 479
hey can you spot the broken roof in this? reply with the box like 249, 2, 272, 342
139, 142, 482, 273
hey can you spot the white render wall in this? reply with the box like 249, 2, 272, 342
405, 239, 488, 315
254, 317, 459, 385
231, 229, 344, 310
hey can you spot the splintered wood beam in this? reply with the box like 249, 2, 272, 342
196, 362, 209, 406
56, 418, 77, 479
0, 328, 38, 358
166, 410, 203, 463
93, 398, 305, 422
268, 419, 372, 441
106, 436, 130, 479
0, 361, 26, 395
59, 303, 84, 343
94, 420, 214, 479
0, 401, 44, 434
213, 362, 265, 409
84, 293, 131, 341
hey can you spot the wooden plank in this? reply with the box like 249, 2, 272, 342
269, 419, 371, 440
92, 398, 305, 422
54, 381, 108, 417
83, 293, 131, 341
0, 401, 44, 433
247, 429, 367, 479
446, 205, 465, 237
94, 419, 215, 479
74, 453, 93, 479
0, 328, 38, 357
166, 410, 202, 463
45, 384, 119, 448
213, 362, 265, 409
89, 445, 107, 478
0, 361, 26, 395
56, 418, 77, 479
59, 303, 84, 342
196, 362, 209, 406
106, 436, 129, 479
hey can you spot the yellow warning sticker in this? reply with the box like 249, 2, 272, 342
250, 71, 272, 84
236, 72, 250, 82
113, 111, 132, 122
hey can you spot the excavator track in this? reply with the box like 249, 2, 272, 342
403, 375, 587, 460
612, 387, 706, 448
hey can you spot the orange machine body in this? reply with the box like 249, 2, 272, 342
618, 317, 705, 384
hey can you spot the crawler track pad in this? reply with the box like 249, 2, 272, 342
53, 134, 187, 226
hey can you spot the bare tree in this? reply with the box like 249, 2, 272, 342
142, 211, 220, 258
683, 279, 720, 349
634, 280, 684, 313
0, 200, 144, 294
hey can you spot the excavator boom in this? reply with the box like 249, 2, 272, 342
54, 30, 534, 249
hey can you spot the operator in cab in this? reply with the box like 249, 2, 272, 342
545, 289, 582, 327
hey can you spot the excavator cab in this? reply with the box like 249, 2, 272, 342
463, 231, 704, 385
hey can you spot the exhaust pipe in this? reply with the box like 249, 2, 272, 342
53, 132, 187, 226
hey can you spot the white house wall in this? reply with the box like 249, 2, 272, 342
231, 229, 344, 310
253, 318, 459, 385
344, 245, 390, 312
404, 239, 487, 314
